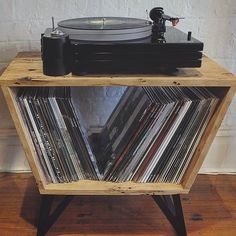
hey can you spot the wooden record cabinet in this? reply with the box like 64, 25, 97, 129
0, 52, 236, 236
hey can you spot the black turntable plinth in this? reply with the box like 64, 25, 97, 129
41, 8, 204, 76
71, 27, 203, 74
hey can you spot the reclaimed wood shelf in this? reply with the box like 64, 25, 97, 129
0, 52, 236, 197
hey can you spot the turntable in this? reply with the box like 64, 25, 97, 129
41, 7, 203, 76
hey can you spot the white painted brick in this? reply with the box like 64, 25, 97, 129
71, 87, 124, 126
106, 87, 126, 98
0, 90, 15, 129
0, 42, 18, 62
0, 0, 15, 22
232, 60, 236, 74
97, 99, 121, 125
211, 0, 236, 17
214, 58, 236, 74
0, 62, 8, 71
92, 87, 106, 97
0, 41, 30, 62
1, 22, 32, 42
28, 40, 40, 51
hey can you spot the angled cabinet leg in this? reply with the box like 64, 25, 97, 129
37, 195, 54, 236
37, 195, 73, 236
152, 195, 187, 236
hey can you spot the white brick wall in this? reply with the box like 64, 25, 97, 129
71, 87, 126, 127
0, 0, 236, 172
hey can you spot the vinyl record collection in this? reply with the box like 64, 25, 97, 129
16, 88, 101, 183
16, 86, 219, 184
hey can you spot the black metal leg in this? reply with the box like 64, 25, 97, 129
152, 195, 187, 236
37, 195, 54, 236
37, 194, 186, 236
37, 195, 73, 236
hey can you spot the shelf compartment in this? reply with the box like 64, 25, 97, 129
1, 85, 235, 195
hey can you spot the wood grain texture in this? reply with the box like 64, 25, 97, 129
0, 173, 236, 236
3, 85, 233, 195
0, 53, 236, 87
0, 52, 235, 196
1, 87, 46, 189
182, 86, 236, 189
41, 181, 187, 196
1, 86, 188, 196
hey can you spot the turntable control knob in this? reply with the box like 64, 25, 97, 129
50, 29, 65, 37
187, 31, 192, 41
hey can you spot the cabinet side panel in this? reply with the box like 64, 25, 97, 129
182, 86, 236, 189
1, 86, 47, 190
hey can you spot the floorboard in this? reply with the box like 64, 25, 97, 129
0, 173, 236, 236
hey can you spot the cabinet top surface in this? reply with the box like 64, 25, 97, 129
0, 52, 236, 87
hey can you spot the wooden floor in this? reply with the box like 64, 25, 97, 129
0, 173, 236, 236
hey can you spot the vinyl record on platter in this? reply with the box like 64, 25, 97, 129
58, 17, 152, 41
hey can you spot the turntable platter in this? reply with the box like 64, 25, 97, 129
58, 17, 152, 41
